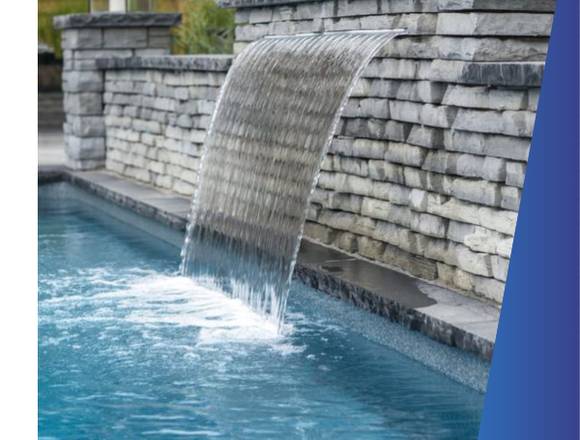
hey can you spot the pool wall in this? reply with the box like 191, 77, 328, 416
53, 2, 554, 306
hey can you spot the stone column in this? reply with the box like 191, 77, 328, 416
53, 13, 181, 170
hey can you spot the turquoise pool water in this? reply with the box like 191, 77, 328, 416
39, 183, 487, 439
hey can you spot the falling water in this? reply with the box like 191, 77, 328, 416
180, 30, 403, 327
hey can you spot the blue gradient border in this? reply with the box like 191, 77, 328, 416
478, 0, 579, 438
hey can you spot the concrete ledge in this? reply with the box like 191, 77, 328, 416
96, 55, 234, 72
54, 13, 181, 30
38, 167, 498, 361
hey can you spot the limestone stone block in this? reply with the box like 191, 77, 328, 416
407, 125, 444, 149
479, 206, 517, 235
389, 101, 457, 128
500, 186, 521, 211
447, 220, 500, 254
496, 237, 513, 258
148, 27, 172, 48
337, 157, 369, 177
450, 177, 501, 207
173, 179, 195, 196
444, 130, 530, 161
473, 276, 504, 303
438, 0, 555, 12
506, 161, 526, 187
64, 92, 102, 115
379, 0, 439, 14
491, 255, 510, 281
371, 182, 411, 205
65, 135, 105, 160
427, 197, 481, 226
132, 119, 161, 134
304, 222, 336, 244
335, 0, 379, 17
452, 268, 476, 292
357, 236, 385, 261
442, 84, 528, 111
361, 198, 412, 228
103, 28, 147, 49
385, 142, 427, 167
333, 232, 358, 253
364, 58, 432, 81
383, 36, 548, 62
155, 174, 173, 190
453, 108, 535, 137
409, 188, 428, 211
361, 13, 438, 35
382, 242, 438, 281
411, 212, 448, 238
62, 70, 103, 93
437, 13, 553, 36
61, 29, 103, 49
368, 159, 406, 183
328, 193, 363, 213
68, 115, 105, 137
451, 244, 492, 277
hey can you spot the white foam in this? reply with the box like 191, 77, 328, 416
41, 271, 287, 348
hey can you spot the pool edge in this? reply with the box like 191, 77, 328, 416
39, 166, 497, 361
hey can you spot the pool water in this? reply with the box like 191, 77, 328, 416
39, 183, 487, 439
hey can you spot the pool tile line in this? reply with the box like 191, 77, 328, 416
39, 166, 498, 361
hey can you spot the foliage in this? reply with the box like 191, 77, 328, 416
38, 0, 89, 59
172, 0, 234, 55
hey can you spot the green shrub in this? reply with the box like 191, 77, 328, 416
38, 0, 89, 59
172, 0, 234, 54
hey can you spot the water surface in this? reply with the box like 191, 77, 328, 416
39, 183, 486, 439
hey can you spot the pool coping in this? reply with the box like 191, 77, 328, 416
39, 166, 498, 361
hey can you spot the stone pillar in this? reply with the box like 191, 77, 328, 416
53, 13, 181, 170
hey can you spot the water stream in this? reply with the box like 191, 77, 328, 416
180, 31, 403, 327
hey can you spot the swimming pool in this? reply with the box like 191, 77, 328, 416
39, 182, 487, 439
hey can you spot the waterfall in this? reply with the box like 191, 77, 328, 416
180, 30, 403, 328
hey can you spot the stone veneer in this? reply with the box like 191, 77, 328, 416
97, 56, 231, 194
54, 13, 181, 170
225, 0, 554, 304
57, 0, 555, 305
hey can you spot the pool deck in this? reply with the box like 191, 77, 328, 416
39, 130, 499, 361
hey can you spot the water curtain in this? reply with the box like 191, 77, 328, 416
181, 30, 403, 328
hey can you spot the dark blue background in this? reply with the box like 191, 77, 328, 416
479, 0, 579, 438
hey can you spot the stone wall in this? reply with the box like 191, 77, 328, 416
221, 0, 554, 303
54, 13, 180, 170
60, 0, 555, 305
98, 56, 231, 195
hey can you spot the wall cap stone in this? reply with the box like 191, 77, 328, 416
96, 55, 233, 72
218, 0, 555, 10
54, 13, 181, 30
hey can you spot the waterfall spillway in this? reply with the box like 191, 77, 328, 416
180, 30, 402, 327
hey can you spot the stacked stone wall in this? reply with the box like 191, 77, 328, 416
224, 0, 554, 303
100, 57, 231, 195
84, 0, 555, 304
54, 13, 180, 170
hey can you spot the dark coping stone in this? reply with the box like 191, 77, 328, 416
219, 0, 310, 8
53, 13, 181, 30
294, 259, 493, 361
96, 55, 233, 72
219, 0, 555, 10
